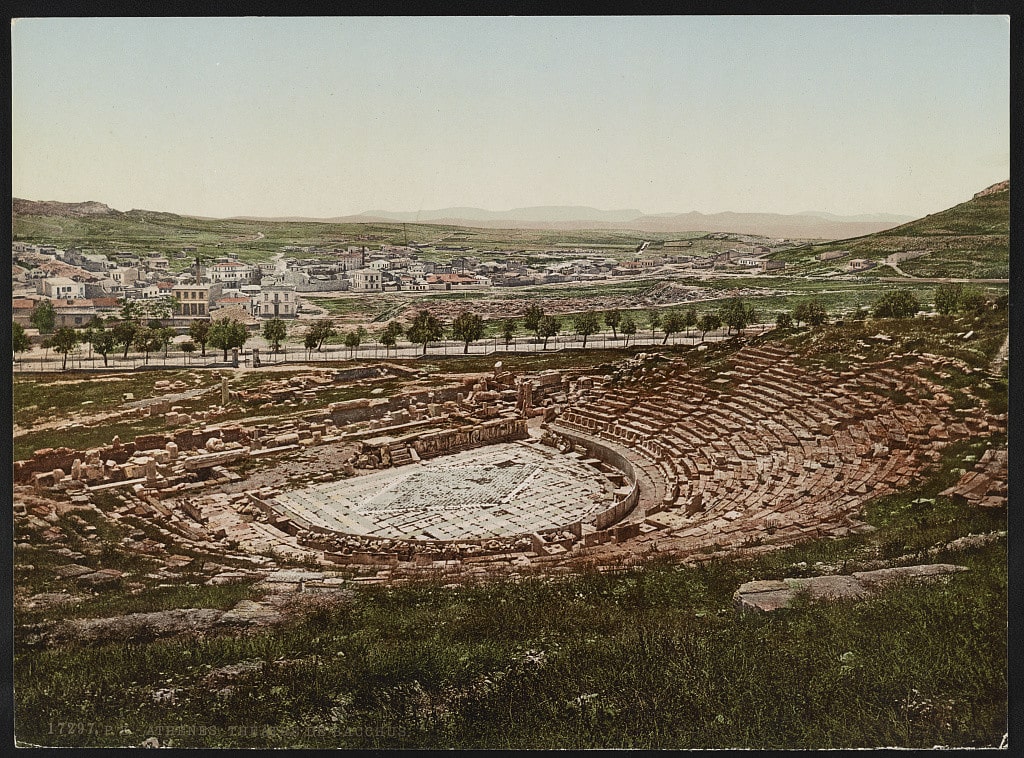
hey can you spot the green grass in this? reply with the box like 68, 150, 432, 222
765, 189, 1008, 280
13, 371, 218, 427
14, 534, 1005, 748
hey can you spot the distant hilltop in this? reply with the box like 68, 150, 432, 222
12, 198, 119, 218
973, 179, 1009, 199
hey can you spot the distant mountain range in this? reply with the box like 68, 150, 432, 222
243, 206, 918, 239
12, 198, 920, 240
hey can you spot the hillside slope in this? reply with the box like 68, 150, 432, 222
771, 182, 1009, 279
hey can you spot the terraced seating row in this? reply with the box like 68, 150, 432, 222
558, 343, 995, 550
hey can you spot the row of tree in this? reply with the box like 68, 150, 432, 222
13, 298, 253, 367
14, 286, 999, 367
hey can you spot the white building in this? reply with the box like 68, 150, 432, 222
39, 277, 86, 299
259, 284, 297, 318
350, 269, 383, 292
209, 260, 253, 284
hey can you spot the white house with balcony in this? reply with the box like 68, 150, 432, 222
350, 269, 383, 292
259, 284, 298, 318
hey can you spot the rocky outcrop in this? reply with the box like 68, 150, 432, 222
973, 180, 1009, 199
734, 564, 969, 612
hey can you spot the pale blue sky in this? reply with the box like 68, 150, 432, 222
11, 16, 1010, 219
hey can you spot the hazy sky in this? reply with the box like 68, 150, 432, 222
11, 16, 1010, 219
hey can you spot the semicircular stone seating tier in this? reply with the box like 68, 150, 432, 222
554, 343, 1001, 552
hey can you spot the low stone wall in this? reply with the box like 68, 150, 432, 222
328, 386, 463, 427
13, 425, 252, 483
547, 425, 641, 529
412, 417, 528, 459
594, 480, 640, 531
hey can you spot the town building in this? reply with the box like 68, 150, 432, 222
172, 281, 224, 317
209, 260, 253, 284
38, 277, 86, 300
350, 269, 383, 292
259, 284, 298, 318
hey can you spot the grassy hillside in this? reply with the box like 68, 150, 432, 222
769, 187, 1009, 279
15, 468, 1006, 749
12, 206, 690, 263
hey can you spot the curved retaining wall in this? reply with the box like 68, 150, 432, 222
547, 425, 641, 529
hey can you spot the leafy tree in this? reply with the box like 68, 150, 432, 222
180, 341, 196, 362
697, 312, 721, 340
793, 298, 827, 327
309, 318, 337, 351
304, 331, 319, 359
407, 310, 444, 355
118, 297, 143, 323
573, 310, 601, 348
142, 295, 177, 322
648, 309, 662, 339
775, 312, 793, 329
263, 318, 287, 352
47, 326, 79, 370
523, 303, 544, 340
132, 325, 163, 364
683, 307, 698, 336
379, 321, 404, 353
873, 289, 920, 319
661, 310, 685, 344
604, 309, 621, 339
451, 311, 485, 353
719, 298, 750, 335
30, 300, 56, 334
12, 322, 31, 358
113, 319, 138, 359
154, 326, 176, 358
934, 283, 964, 316
620, 313, 637, 345
82, 315, 105, 356
208, 317, 249, 360
88, 324, 119, 366
537, 314, 560, 349
936, 283, 988, 316
189, 319, 211, 357
959, 287, 988, 314
501, 318, 517, 348
344, 327, 367, 356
